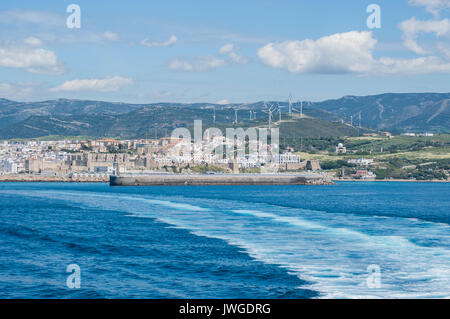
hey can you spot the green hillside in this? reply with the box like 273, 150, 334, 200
0, 93, 448, 139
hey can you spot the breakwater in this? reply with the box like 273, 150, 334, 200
0, 174, 108, 183
110, 173, 334, 186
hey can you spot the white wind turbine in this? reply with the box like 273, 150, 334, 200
262, 102, 276, 130
277, 103, 285, 122
288, 94, 293, 117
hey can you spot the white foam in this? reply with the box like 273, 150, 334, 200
125, 197, 209, 212
3, 189, 450, 298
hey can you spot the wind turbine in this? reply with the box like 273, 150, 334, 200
277, 103, 285, 122
262, 102, 276, 130
299, 100, 303, 118
287, 95, 305, 118
288, 94, 293, 117
291, 98, 304, 118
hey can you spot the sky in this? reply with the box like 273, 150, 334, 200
0, 0, 449, 103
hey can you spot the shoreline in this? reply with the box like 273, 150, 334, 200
0, 175, 108, 183
0, 174, 447, 183
110, 173, 334, 186
334, 178, 449, 183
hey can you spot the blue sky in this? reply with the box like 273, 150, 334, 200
0, 0, 449, 103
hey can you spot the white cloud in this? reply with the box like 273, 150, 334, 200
168, 59, 194, 72
0, 82, 41, 100
195, 56, 226, 70
374, 56, 450, 74
229, 51, 249, 64
170, 43, 248, 72
152, 90, 173, 99
218, 44, 234, 55
169, 56, 225, 72
0, 44, 64, 75
141, 35, 177, 47
24, 37, 43, 47
409, 0, 450, 17
258, 31, 376, 74
219, 43, 249, 65
257, 30, 450, 75
399, 17, 450, 54
50, 76, 133, 92
437, 42, 450, 59
104, 31, 119, 41
216, 99, 230, 105
0, 9, 63, 26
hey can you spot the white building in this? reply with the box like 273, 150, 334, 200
277, 152, 301, 164
0, 159, 18, 174
348, 158, 374, 166
336, 143, 347, 154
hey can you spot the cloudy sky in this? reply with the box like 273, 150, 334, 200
0, 0, 449, 103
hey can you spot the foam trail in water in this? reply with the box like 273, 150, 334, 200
3, 189, 450, 298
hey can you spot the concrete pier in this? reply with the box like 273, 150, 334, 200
109, 173, 334, 186
0, 174, 109, 183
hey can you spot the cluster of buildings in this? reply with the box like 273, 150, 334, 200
400, 132, 434, 137
347, 158, 374, 166
339, 166, 377, 180
332, 143, 377, 179
0, 137, 316, 176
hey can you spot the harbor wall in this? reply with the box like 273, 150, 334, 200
0, 174, 108, 182
110, 173, 334, 186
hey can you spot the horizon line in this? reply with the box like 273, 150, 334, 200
1, 91, 450, 105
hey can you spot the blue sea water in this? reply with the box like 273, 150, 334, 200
0, 181, 449, 299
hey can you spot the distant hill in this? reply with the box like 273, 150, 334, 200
0, 104, 364, 139
0, 98, 143, 130
311, 93, 450, 132
0, 93, 448, 139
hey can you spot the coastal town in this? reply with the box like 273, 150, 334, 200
1, 132, 448, 182
0, 137, 310, 182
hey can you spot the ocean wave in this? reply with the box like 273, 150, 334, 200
1, 187, 449, 298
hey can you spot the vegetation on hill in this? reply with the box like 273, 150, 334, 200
0, 93, 448, 139
286, 134, 449, 181
312, 93, 450, 132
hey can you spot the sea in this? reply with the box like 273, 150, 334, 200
0, 181, 449, 299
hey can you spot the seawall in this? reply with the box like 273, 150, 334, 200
0, 174, 109, 183
110, 173, 334, 186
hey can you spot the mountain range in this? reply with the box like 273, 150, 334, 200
0, 93, 448, 139
312, 93, 450, 132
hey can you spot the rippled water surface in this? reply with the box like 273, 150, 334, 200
0, 182, 449, 298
